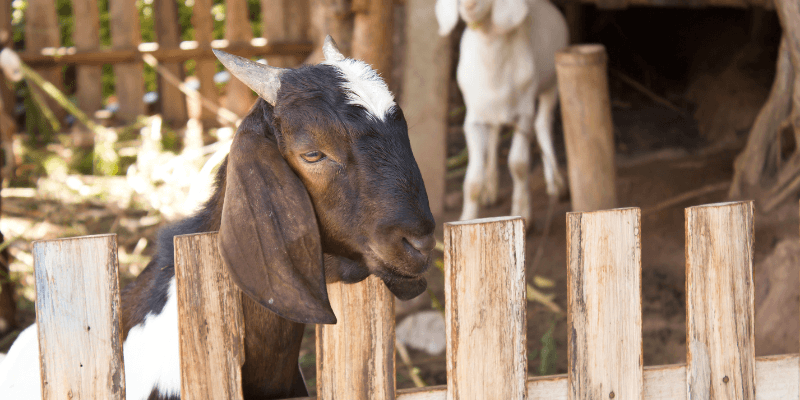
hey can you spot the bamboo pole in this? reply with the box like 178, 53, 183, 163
32, 234, 125, 399
555, 44, 617, 212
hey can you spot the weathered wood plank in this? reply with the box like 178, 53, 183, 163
316, 276, 395, 400
262, 0, 310, 67
72, 0, 103, 116
444, 216, 527, 400
192, 0, 220, 125
174, 232, 245, 400
0, 0, 16, 335
286, 354, 799, 400
224, 0, 255, 117
685, 201, 756, 400
109, 0, 145, 122
351, 0, 394, 87
33, 234, 125, 400
25, 0, 65, 120
567, 207, 642, 400
402, 0, 450, 223
154, 0, 189, 126
555, 45, 617, 212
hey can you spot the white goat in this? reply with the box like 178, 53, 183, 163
436, 0, 568, 224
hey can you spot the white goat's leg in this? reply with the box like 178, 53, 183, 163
480, 124, 501, 206
509, 119, 532, 225
534, 86, 566, 197
461, 122, 490, 221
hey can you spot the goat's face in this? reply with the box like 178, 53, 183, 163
436, 0, 529, 36
276, 61, 435, 298
214, 37, 435, 325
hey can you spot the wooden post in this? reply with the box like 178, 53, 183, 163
402, 0, 450, 223
555, 45, 617, 212
154, 0, 189, 126
306, 0, 354, 63
316, 276, 395, 400
685, 201, 756, 400
0, 0, 15, 335
262, 0, 310, 67
32, 234, 125, 400
192, 0, 220, 126
352, 0, 393, 87
567, 207, 643, 400
109, 0, 145, 122
25, 0, 65, 121
72, 0, 103, 117
224, 0, 256, 117
444, 217, 527, 400
174, 232, 246, 400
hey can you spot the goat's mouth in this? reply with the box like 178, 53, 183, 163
323, 253, 428, 300
375, 269, 427, 300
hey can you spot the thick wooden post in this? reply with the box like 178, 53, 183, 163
192, 0, 220, 126
402, 0, 450, 222
262, 0, 310, 67
25, 0, 65, 121
567, 208, 643, 400
555, 45, 617, 212
154, 0, 189, 126
174, 232, 246, 400
316, 276, 395, 400
109, 0, 145, 122
306, 0, 353, 63
224, 0, 255, 118
32, 234, 125, 400
444, 217, 527, 400
685, 201, 755, 400
352, 0, 393, 87
72, 0, 103, 117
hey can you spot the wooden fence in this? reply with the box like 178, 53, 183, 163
30, 200, 800, 399
12, 0, 313, 126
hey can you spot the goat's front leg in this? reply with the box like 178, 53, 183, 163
534, 86, 566, 197
480, 124, 501, 206
460, 121, 491, 221
509, 118, 533, 225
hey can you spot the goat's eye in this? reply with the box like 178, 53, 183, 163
301, 151, 326, 163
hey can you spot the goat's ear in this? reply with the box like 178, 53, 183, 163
435, 0, 459, 36
218, 129, 336, 325
491, 0, 529, 35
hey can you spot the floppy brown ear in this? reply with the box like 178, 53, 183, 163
219, 129, 336, 324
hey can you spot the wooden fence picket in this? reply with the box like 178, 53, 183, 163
154, 0, 189, 126
567, 207, 643, 400
191, 0, 220, 125
174, 232, 246, 400
224, 0, 256, 117
109, 0, 145, 122
316, 276, 396, 400
685, 201, 756, 400
71, 0, 103, 117
32, 234, 125, 400
444, 216, 527, 400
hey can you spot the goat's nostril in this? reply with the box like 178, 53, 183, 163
405, 235, 436, 256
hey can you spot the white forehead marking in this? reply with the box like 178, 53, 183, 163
325, 58, 395, 121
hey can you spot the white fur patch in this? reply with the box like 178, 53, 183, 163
0, 324, 42, 399
124, 279, 181, 400
325, 58, 395, 121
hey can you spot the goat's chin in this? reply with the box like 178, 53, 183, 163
323, 253, 427, 300
380, 273, 427, 300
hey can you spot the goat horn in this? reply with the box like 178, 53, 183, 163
322, 35, 345, 62
213, 49, 285, 105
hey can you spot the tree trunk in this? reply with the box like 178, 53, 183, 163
730, 0, 800, 210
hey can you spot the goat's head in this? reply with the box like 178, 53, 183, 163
213, 37, 435, 325
435, 0, 529, 36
